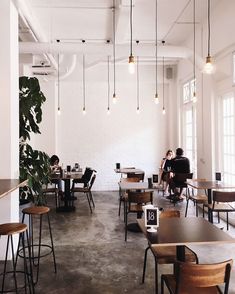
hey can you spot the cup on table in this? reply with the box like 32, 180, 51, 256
116, 163, 120, 170
148, 177, 153, 188
67, 165, 71, 175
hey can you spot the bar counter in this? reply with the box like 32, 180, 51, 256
0, 179, 27, 199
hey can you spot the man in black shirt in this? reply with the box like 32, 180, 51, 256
168, 148, 190, 201
171, 148, 190, 174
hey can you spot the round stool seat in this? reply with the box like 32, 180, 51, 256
22, 205, 50, 215
0, 223, 27, 235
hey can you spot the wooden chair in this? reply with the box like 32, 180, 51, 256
42, 182, 59, 208
203, 191, 235, 230
161, 259, 233, 294
71, 174, 96, 213
142, 210, 198, 294
118, 177, 140, 218
125, 191, 153, 241
185, 179, 208, 217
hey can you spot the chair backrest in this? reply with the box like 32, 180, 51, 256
88, 174, 96, 190
127, 172, 145, 181
174, 173, 193, 183
213, 190, 235, 203
128, 191, 153, 205
82, 167, 94, 183
175, 259, 233, 293
160, 210, 180, 219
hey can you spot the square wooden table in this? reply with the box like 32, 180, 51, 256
137, 217, 235, 261
186, 179, 235, 221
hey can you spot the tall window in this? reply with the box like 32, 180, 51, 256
182, 79, 197, 175
220, 93, 235, 184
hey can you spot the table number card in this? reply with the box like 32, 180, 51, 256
143, 205, 159, 233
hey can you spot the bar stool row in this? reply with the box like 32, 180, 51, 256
0, 205, 56, 293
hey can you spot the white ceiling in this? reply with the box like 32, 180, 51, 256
18, 0, 220, 75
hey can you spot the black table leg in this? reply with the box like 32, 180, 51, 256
56, 179, 75, 212
176, 245, 185, 262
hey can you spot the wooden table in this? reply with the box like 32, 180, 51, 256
114, 168, 144, 174
137, 217, 235, 261
186, 179, 235, 221
51, 173, 82, 212
0, 179, 28, 199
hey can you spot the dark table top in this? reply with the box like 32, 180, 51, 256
137, 217, 235, 247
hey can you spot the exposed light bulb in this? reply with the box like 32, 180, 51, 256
107, 108, 110, 115
57, 107, 61, 115
154, 93, 159, 104
128, 55, 135, 74
113, 93, 117, 104
82, 107, 86, 115
193, 92, 197, 103
162, 107, 166, 115
136, 107, 140, 114
204, 55, 214, 74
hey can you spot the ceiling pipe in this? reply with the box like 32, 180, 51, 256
15, 0, 58, 70
20, 42, 191, 59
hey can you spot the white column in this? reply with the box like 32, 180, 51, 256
0, 0, 19, 259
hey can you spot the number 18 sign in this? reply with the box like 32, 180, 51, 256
143, 204, 159, 233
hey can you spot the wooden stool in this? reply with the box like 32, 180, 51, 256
20, 206, 57, 284
0, 223, 34, 293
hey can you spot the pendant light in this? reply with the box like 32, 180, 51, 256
192, 0, 197, 103
162, 41, 166, 115
136, 56, 140, 114
128, 0, 135, 74
112, 0, 117, 104
107, 56, 110, 115
204, 0, 213, 74
154, 0, 159, 104
57, 53, 61, 115
82, 54, 86, 115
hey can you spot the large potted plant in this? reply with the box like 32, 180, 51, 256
19, 76, 51, 205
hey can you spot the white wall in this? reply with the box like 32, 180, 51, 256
29, 62, 175, 191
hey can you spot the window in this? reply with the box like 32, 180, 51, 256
182, 79, 197, 175
220, 92, 235, 184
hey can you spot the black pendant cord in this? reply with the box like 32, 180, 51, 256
155, 0, 158, 96
207, 0, 210, 56
83, 54, 86, 111
108, 56, 110, 110
57, 53, 60, 111
193, 0, 196, 86
137, 56, 140, 110
163, 55, 165, 109
113, 0, 116, 96
130, 0, 133, 56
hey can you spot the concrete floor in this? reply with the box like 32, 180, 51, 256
26, 191, 235, 293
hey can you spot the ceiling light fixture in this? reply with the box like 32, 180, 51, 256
136, 56, 140, 114
128, 0, 135, 74
57, 53, 61, 115
193, 0, 197, 103
112, 0, 117, 104
162, 41, 166, 115
107, 56, 110, 115
82, 54, 86, 115
154, 0, 159, 104
204, 0, 213, 74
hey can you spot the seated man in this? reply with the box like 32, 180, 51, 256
168, 148, 190, 201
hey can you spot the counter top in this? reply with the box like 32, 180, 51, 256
0, 179, 28, 199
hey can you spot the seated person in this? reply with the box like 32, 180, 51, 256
50, 154, 62, 191
168, 148, 190, 200
159, 149, 174, 193
71, 167, 94, 189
